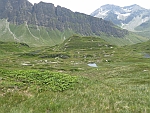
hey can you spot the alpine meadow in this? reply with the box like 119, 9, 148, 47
0, 0, 150, 113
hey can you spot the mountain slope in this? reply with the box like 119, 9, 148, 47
59, 35, 113, 51
0, 0, 131, 47
91, 4, 150, 32
0, 0, 127, 37
0, 41, 29, 55
0, 0, 148, 46
0, 19, 75, 46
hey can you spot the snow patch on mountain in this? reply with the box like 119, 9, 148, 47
91, 8, 109, 19
123, 8, 132, 13
91, 4, 150, 31
115, 12, 131, 20
122, 16, 150, 31
96, 8, 109, 18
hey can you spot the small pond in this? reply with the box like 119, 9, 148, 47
144, 53, 150, 58
88, 63, 98, 67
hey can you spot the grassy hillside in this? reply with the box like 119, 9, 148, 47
135, 20, 150, 38
0, 19, 148, 47
0, 19, 76, 47
0, 36, 150, 112
59, 35, 112, 50
100, 32, 148, 46
129, 40, 150, 54
0, 41, 30, 55
135, 20, 150, 32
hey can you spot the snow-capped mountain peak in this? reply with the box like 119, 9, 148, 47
91, 4, 150, 31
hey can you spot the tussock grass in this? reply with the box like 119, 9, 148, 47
1, 36, 150, 112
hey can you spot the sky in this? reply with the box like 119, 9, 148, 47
28, 0, 150, 15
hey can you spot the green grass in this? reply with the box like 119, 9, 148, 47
0, 41, 29, 55
100, 32, 148, 46
0, 19, 77, 47
0, 69, 78, 92
134, 20, 150, 39
1, 63, 150, 113
0, 19, 149, 47
0, 36, 150, 112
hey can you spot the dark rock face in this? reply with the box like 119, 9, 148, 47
0, 0, 33, 24
0, 0, 128, 37
32, 2, 56, 27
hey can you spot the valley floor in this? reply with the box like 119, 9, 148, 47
0, 40, 150, 113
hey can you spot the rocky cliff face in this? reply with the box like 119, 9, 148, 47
0, 0, 33, 24
0, 0, 128, 38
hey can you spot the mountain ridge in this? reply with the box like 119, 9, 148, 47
0, 0, 147, 46
0, 0, 128, 37
91, 4, 150, 32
